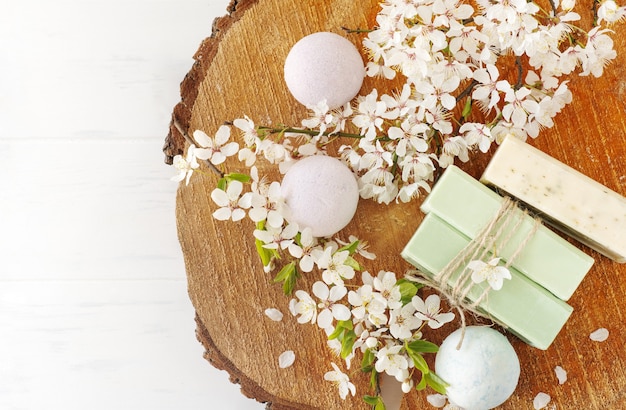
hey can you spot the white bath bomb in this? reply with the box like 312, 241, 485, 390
280, 155, 359, 238
284, 32, 365, 109
435, 326, 520, 410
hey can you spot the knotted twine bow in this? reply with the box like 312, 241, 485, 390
406, 197, 542, 349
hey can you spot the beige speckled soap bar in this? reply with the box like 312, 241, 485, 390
481, 135, 626, 262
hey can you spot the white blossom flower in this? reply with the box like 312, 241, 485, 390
381, 84, 419, 118
472, 65, 502, 113
597, 0, 626, 24
459, 122, 494, 153
399, 152, 436, 183
289, 290, 317, 324
432, 0, 474, 27
358, 140, 394, 171
248, 181, 286, 228
499, 83, 539, 128
193, 126, 239, 165
438, 136, 469, 168
468, 257, 512, 290
375, 344, 409, 380
312, 281, 351, 330
415, 74, 461, 111
302, 99, 333, 136
258, 138, 292, 165
324, 363, 356, 400
412, 294, 455, 329
233, 115, 259, 147
171, 146, 199, 185
581, 27, 617, 78
359, 166, 398, 205
317, 248, 356, 286
287, 227, 319, 272
210, 181, 251, 222
253, 223, 298, 250
389, 303, 422, 340
352, 90, 397, 140
348, 284, 387, 323
336, 235, 377, 260
368, 271, 401, 311
388, 120, 430, 158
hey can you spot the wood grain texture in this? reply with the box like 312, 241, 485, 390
168, 0, 626, 408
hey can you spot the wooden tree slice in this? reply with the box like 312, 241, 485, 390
165, 0, 626, 408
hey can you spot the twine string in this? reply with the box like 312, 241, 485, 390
406, 197, 542, 349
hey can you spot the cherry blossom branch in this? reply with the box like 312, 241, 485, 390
174, 119, 225, 178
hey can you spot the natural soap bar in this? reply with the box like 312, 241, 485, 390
421, 165, 594, 300
481, 135, 626, 263
401, 214, 573, 350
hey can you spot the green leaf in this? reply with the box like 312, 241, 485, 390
344, 255, 362, 271
363, 394, 386, 409
283, 267, 299, 295
425, 371, 449, 395
337, 240, 360, 255
369, 369, 379, 389
462, 96, 473, 118
415, 373, 428, 391
407, 351, 430, 374
328, 320, 352, 340
406, 339, 440, 354
272, 261, 293, 283
326, 320, 356, 359
217, 178, 227, 191
361, 348, 376, 373
396, 279, 420, 305
272, 261, 298, 295
225, 172, 251, 183
340, 330, 357, 359
255, 238, 272, 267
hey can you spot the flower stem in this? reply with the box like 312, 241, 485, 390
256, 125, 390, 142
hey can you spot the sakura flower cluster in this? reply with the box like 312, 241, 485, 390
290, 269, 455, 395
353, 0, 623, 200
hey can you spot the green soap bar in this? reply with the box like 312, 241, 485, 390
421, 165, 593, 301
401, 213, 573, 350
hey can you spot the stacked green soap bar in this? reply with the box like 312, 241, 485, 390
420, 165, 594, 301
401, 214, 573, 350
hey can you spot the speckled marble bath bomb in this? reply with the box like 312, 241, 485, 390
435, 326, 520, 410
280, 155, 359, 238
283, 32, 365, 109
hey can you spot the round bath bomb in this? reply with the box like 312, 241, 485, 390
284, 32, 365, 109
435, 326, 520, 410
280, 155, 359, 238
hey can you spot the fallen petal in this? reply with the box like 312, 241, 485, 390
590, 328, 609, 342
426, 393, 447, 407
555, 366, 567, 385
264, 308, 283, 322
279, 350, 295, 369
533, 392, 551, 409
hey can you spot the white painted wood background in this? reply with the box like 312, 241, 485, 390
0, 1, 262, 408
